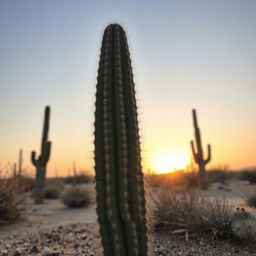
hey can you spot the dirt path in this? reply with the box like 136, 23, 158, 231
0, 181, 256, 255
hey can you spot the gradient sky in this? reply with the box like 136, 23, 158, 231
1, 0, 256, 176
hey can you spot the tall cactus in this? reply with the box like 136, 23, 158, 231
94, 24, 148, 256
190, 109, 211, 190
31, 106, 51, 204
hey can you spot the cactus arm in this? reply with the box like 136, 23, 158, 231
204, 144, 211, 164
31, 151, 38, 167
41, 106, 50, 150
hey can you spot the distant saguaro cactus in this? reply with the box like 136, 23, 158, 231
190, 109, 211, 190
18, 149, 23, 176
31, 106, 51, 204
94, 24, 148, 256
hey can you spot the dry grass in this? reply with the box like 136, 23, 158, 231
0, 168, 32, 223
152, 188, 233, 239
61, 186, 92, 208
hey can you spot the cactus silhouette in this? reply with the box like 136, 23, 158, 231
190, 109, 211, 189
94, 24, 148, 256
18, 149, 23, 176
31, 106, 51, 204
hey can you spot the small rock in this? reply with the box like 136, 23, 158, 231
30, 245, 40, 253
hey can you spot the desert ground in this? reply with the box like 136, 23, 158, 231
0, 180, 256, 256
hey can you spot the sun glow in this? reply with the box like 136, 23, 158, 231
151, 149, 189, 174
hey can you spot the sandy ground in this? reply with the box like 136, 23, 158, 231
0, 181, 256, 255
0, 183, 98, 240
0, 180, 254, 240
0, 200, 97, 240
202, 180, 254, 205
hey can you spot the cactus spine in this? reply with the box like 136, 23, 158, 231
94, 24, 148, 256
31, 106, 51, 204
190, 109, 211, 190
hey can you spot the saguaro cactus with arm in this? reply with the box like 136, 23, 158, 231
190, 109, 211, 190
31, 106, 51, 204
94, 24, 148, 256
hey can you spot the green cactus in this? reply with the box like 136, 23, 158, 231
190, 109, 211, 190
94, 24, 148, 256
31, 106, 51, 204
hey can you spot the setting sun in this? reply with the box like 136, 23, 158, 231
151, 149, 189, 174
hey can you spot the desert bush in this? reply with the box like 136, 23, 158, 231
61, 187, 91, 208
153, 187, 256, 241
64, 172, 93, 184
0, 176, 28, 222
239, 170, 256, 184
45, 186, 60, 199
231, 208, 256, 240
153, 188, 233, 239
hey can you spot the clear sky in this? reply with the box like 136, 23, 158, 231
1, 0, 256, 176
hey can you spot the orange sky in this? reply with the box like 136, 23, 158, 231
1, 1, 256, 177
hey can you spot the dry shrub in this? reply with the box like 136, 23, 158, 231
231, 208, 256, 240
61, 186, 92, 208
0, 176, 29, 222
64, 172, 93, 184
44, 178, 64, 199
153, 188, 233, 239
